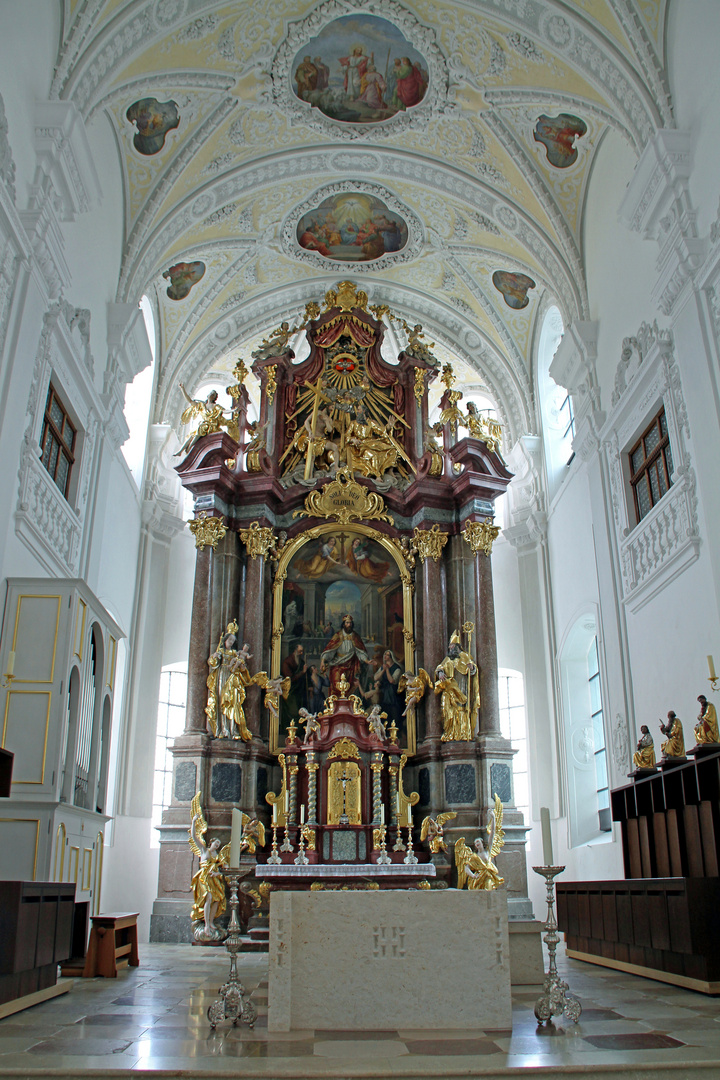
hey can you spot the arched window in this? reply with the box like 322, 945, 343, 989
121, 295, 156, 485
498, 669, 530, 820
151, 663, 188, 844
558, 614, 611, 846
537, 306, 572, 496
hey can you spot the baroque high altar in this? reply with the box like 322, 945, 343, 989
150, 281, 533, 941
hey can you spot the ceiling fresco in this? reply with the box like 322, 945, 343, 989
54, 0, 670, 442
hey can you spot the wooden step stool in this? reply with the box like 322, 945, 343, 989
82, 913, 139, 978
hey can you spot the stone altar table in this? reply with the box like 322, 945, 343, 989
268, 889, 512, 1032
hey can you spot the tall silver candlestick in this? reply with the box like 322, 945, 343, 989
207, 869, 257, 1030
532, 865, 581, 1025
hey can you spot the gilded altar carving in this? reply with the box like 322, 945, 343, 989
294, 467, 394, 525
205, 624, 264, 741
327, 759, 361, 824
345, 408, 416, 480
397, 752, 420, 826
465, 403, 502, 453
412, 523, 448, 563
414, 367, 426, 405
425, 424, 444, 476
265, 365, 278, 404
189, 513, 227, 550
327, 737, 360, 760
324, 280, 368, 313
239, 521, 277, 560
463, 519, 501, 556
420, 812, 457, 854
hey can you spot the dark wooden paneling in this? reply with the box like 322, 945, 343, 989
0, 882, 76, 1006
557, 879, 720, 987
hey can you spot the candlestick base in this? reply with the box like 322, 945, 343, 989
532, 865, 581, 1026
207, 870, 257, 1031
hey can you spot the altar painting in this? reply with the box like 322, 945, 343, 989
276, 527, 412, 748
291, 14, 428, 125
297, 191, 408, 262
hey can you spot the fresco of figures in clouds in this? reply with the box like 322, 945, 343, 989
292, 14, 428, 124
297, 192, 408, 263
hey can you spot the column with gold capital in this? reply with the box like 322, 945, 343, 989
415, 526, 448, 739
463, 519, 502, 736
370, 752, 384, 826
239, 522, 277, 737
185, 514, 227, 733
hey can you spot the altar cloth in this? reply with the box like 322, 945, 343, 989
257, 862, 435, 878
268, 888, 512, 1031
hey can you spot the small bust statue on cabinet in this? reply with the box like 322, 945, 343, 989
659, 711, 685, 761
631, 725, 656, 772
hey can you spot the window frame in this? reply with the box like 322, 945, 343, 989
40, 383, 77, 499
628, 407, 673, 525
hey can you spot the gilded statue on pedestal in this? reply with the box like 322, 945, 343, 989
188, 793, 230, 941
659, 710, 685, 759
175, 384, 237, 457
420, 811, 457, 854
205, 623, 261, 741
454, 795, 505, 890
435, 629, 479, 741
632, 725, 656, 770
695, 694, 720, 745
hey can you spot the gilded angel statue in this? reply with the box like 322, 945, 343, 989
420, 811, 457, 854
253, 672, 291, 727
175, 384, 236, 457
188, 792, 230, 940
238, 812, 266, 855
454, 794, 505, 891
399, 668, 433, 716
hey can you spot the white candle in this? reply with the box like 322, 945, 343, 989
406, 804, 411, 826
229, 807, 242, 868
284, 789, 289, 813
708, 655, 717, 680
6, 651, 15, 677
380, 805, 385, 826
540, 807, 553, 866
300, 804, 305, 824
272, 801, 277, 825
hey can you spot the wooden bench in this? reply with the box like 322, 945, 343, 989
82, 912, 139, 978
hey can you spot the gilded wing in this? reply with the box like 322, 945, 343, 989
280, 676, 291, 699
418, 667, 433, 690
420, 815, 433, 842
218, 842, 231, 867
488, 793, 505, 859
255, 820, 266, 848
180, 399, 204, 425
188, 791, 206, 857
454, 837, 472, 889
437, 811, 457, 828
253, 670, 269, 689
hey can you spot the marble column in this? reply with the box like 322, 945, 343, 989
306, 753, 318, 826
185, 545, 213, 734
422, 554, 446, 738
475, 551, 501, 736
209, 530, 242, 650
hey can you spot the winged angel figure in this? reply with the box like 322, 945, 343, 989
420, 811, 457, 854
454, 794, 505, 890
253, 672, 291, 728
175, 384, 238, 457
188, 792, 230, 939
398, 668, 433, 716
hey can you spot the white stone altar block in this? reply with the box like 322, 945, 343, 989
268, 889, 512, 1032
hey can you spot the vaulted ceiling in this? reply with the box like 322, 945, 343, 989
56, 0, 671, 442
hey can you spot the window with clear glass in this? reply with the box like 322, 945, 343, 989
629, 408, 673, 524
587, 637, 609, 829
40, 384, 76, 498
498, 669, 529, 821
151, 665, 188, 843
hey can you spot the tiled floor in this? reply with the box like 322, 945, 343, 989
0, 943, 718, 1078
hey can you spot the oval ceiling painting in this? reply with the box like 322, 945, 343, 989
291, 14, 428, 125
297, 192, 408, 263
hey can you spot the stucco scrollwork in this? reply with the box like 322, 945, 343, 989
271, 0, 451, 142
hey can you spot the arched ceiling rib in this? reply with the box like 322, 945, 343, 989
51, 0, 671, 444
